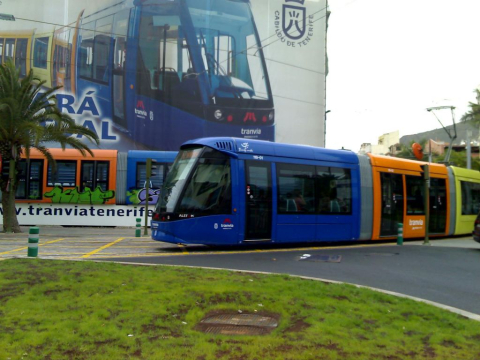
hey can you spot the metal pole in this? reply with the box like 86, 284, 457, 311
144, 158, 152, 236
467, 130, 472, 169
144, 179, 150, 236
423, 164, 430, 245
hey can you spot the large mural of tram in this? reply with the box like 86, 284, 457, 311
0, 0, 275, 151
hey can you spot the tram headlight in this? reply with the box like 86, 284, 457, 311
214, 109, 224, 121
268, 110, 274, 122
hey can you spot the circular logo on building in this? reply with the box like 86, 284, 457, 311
274, 0, 315, 48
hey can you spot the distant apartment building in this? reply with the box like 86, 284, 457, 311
358, 130, 399, 155
425, 139, 447, 155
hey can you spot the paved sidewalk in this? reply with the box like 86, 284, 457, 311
407, 236, 480, 248
0, 225, 179, 260
2, 226, 478, 261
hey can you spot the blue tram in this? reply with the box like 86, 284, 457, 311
151, 137, 480, 245
151, 137, 365, 245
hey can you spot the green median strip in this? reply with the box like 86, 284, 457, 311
1, 259, 479, 360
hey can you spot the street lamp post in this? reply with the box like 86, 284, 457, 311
324, 110, 331, 148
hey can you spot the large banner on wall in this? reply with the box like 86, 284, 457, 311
0, 0, 327, 151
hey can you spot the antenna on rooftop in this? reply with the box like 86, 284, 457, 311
426, 105, 456, 163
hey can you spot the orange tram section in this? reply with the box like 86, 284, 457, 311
15, 149, 118, 205
364, 152, 479, 241
369, 154, 451, 240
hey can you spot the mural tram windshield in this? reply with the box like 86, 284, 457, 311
132, 0, 274, 149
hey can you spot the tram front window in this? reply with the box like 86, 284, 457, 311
186, 0, 270, 103
137, 3, 201, 105
156, 147, 232, 217
157, 147, 202, 213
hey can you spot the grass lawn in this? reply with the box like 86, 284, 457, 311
1, 258, 479, 359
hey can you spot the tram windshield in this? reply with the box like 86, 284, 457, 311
186, 0, 270, 102
137, 0, 270, 109
156, 147, 232, 216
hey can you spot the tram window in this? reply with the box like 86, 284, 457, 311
406, 176, 425, 215
5, 38, 14, 62
53, 42, 70, 76
317, 167, 352, 214
137, 9, 182, 101
28, 161, 43, 200
47, 161, 76, 187
461, 181, 480, 215
177, 157, 231, 215
93, 16, 112, 83
81, 161, 109, 191
17, 160, 43, 200
0, 38, 4, 64
33, 37, 49, 69
15, 38, 28, 76
158, 147, 202, 213
429, 178, 447, 234
245, 34, 268, 99
277, 163, 315, 213
215, 35, 234, 76
113, 10, 129, 69
53, 28, 70, 80
79, 21, 95, 79
16, 161, 28, 199
136, 162, 165, 189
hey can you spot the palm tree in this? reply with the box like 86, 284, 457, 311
461, 89, 480, 124
0, 59, 99, 233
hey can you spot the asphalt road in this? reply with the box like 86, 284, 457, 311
102, 238, 480, 317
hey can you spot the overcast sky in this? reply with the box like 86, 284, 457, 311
325, 0, 480, 151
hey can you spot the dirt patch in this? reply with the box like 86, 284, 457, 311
282, 318, 310, 333
441, 340, 460, 349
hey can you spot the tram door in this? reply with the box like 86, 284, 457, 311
429, 178, 447, 234
380, 173, 404, 237
245, 161, 272, 241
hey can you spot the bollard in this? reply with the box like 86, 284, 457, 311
28, 227, 40, 257
397, 223, 403, 245
135, 218, 141, 237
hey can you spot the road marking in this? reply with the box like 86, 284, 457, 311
81, 238, 125, 258
0, 238, 65, 255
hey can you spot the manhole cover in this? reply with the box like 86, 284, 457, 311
298, 254, 342, 263
196, 313, 279, 335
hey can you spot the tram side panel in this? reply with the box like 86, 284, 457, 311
273, 158, 362, 243
449, 166, 480, 235
358, 154, 374, 240
15, 149, 118, 205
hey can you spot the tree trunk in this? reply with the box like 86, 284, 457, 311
1, 188, 21, 233
1, 157, 21, 233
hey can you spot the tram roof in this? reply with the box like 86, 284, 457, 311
181, 137, 359, 164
